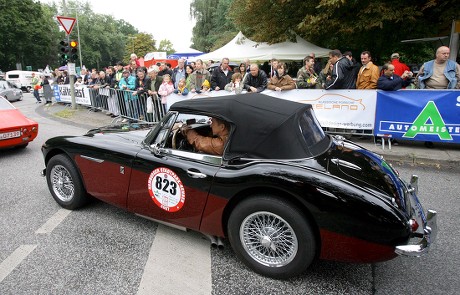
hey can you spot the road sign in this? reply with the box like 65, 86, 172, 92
56, 16, 76, 35
68, 63, 76, 76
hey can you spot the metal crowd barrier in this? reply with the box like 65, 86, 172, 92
85, 88, 166, 123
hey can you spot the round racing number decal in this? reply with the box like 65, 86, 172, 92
148, 167, 185, 212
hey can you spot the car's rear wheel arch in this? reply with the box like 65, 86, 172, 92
222, 187, 321, 253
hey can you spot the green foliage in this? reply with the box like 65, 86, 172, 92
158, 39, 175, 55
190, 0, 238, 52
228, 0, 460, 64
0, 0, 171, 71
124, 33, 157, 64
0, 0, 61, 71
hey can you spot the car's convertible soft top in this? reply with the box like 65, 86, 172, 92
170, 93, 330, 160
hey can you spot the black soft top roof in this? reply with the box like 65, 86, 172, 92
170, 93, 317, 159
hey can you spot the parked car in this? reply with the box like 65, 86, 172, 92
0, 79, 24, 102
0, 96, 38, 149
41, 93, 436, 279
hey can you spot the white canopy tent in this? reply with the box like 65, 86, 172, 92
195, 31, 330, 62
195, 32, 265, 62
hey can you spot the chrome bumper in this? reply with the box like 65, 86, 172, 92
395, 209, 437, 257
395, 175, 437, 257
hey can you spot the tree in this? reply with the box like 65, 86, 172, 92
123, 33, 157, 64
190, 0, 238, 52
0, 0, 61, 71
158, 39, 175, 56
228, 0, 460, 64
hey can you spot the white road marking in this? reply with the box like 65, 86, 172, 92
137, 224, 212, 295
35, 208, 72, 234
0, 244, 37, 283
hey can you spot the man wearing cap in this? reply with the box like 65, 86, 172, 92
390, 53, 410, 77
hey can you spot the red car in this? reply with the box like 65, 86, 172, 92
0, 96, 38, 149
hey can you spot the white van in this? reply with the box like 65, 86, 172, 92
5, 70, 44, 92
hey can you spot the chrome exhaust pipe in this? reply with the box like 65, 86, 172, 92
205, 234, 218, 248
217, 237, 224, 249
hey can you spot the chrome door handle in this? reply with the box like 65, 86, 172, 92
187, 169, 206, 179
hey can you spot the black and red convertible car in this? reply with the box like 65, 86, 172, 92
41, 93, 437, 278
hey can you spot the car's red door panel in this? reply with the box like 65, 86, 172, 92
75, 154, 131, 208
127, 148, 220, 230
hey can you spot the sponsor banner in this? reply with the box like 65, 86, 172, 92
54, 85, 91, 105
167, 89, 377, 130
375, 90, 460, 143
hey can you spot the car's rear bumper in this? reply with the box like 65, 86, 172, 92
395, 175, 437, 257
395, 209, 437, 257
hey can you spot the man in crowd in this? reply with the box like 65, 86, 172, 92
297, 56, 319, 89
172, 58, 186, 89
343, 51, 361, 89
211, 57, 233, 91
269, 58, 279, 78
416, 46, 460, 89
190, 59, 211, 93
243, 64, 268, 92
356, 51, 379, 89
377, 63, 412, 91
325, 49, 354, 89
390, 53, 410, 76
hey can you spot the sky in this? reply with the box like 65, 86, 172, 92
40, 0, 195, 52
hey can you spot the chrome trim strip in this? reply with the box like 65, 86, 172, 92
167, 149, 222, 165
331, 158, 362, 171
135, 214, 187, 232
80, 155, 104, 163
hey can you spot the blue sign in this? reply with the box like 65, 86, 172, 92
375, 90, 460, 143
53, 85, 61, 102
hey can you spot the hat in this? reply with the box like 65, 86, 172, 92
391, 53, 400, 59
147, 65, 160, 73
202, 79, 210, 88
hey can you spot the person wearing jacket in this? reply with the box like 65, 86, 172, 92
356, 51, 380, 89
325, 50, 355, 90
243, 64, 268, 92
416, 46, 460, 89
268, 62, 296, 91
377, 63, 412, 91
211, 58, 233, 91
181, 117, 230, 156
118, 69, 136, 121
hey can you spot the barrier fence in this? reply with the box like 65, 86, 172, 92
52, 85, 460, 144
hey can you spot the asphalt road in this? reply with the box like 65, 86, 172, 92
0, 94, 459, 294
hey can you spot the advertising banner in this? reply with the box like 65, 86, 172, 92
375, 90, 460, 143
53, 85, 91, 105
167, 89, 377, 130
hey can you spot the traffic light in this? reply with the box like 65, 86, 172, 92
70, 40, 78, 62
60, 40, 69, 64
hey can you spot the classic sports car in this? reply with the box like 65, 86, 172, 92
0, 96, 38, 149
41, 93, 436, 279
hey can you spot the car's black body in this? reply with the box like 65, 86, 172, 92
42, 93, 437, 278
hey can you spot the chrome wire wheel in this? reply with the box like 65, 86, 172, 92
50, 164, 75, 202
240, 211, 298, 267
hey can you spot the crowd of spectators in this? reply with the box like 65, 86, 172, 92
42, 45, 459, 123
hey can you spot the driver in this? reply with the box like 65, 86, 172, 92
180, 117, 230, 156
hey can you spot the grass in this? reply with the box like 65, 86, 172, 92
54, 108, 77, 119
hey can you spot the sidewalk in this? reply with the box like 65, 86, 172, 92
36, 102, 460, 170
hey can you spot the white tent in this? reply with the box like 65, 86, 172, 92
195, 31, 266, 62
257, 35, 330, 60
195, 31, 330, 62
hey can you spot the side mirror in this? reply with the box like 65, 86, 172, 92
151, 143, 166, 156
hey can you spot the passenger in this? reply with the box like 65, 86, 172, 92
181, 117, 230, 156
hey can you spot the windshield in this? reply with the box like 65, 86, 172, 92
0, 97, 15, 110
299, 108, 326, 148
